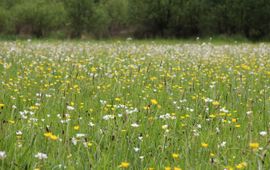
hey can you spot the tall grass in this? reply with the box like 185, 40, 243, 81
0, 41, 270, 169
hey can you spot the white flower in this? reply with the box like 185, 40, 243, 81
16, 130, 23, 135
220, 108, 228, 113
88, 122, 95, 127
204, 98, 213, 103
0, 151, 6, 159
71, 137, 77, 145
219, 141, 226, 148
134, 147, 140, 152
67, 106, 75, 111
131, 123, 139, 128
35, 152, 48, 160
45, 94, 52, 98
76, 133, 86, 138
259, 131, 267, 136
246, 111, 252, 115
102, 114, 114, 120
162, 124, 168, 129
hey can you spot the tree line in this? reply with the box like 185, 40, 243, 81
0, 0, 270, 40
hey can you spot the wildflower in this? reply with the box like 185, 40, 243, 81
172, 153, 179, 159
115, 97, 121, 101
246, 111, 252, 115
204, 98, 213, 103
16, 130, 23, 135
74, 125, 80, 130
91, 67, 97, 72
249, 142, 259, 150
35, 152, 48, 160
49, 134, 58, 140
174, 167, 182, 170
71, 137, 77, 145
131, 123, 139, 128
201, 142, 209, 148
0, 103, 4, 109
8, 120, 15, 124
134, 147, 140, 152
165, 167, 171, 170
241, 64, 250, 70
224, 166, 234, 170
89, 122, 95, 127
212, 101, 220, 106
235, 124, 241, 128
151, 99, 158, 105
119, 162, 129, 168
236, 162, 247, 169
44, 132, 53, 137
87, 142, 93, 147
259, 131, 267, 136
103, 114, 114, 120
210, 153, 215, 157
76, 133, 86, 138
44, 132, 58, 141
0, 151, 6, 159
218, 141, 226, 148
67, 106, 75, 111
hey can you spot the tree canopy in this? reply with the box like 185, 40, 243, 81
0, 0, 269, 40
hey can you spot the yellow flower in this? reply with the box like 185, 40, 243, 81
241, 64, 250, 70
148, 168, 154, 170
172, 153, 179, 159
119, 162, 129, 168
44, 132, 58, 141
44, 132, 53, 137
8, 120, 15, 124
91, 67, 97, 72
87, 142, 93, 147
201, 142, 209, 148
249, 142, 259, 150
224, 166, 234, 170
151, 99, 158, 105
0, 103, 4, 109
232, 118, 237, 123
115, 97, 121, 101
236, 162, 247, 169
212, 101, 220, 106
235, 124, 241, 128
49, 134, 58, 141
174, 167, 182, 170
74, 125, 80, 130
165, 167, 171, 170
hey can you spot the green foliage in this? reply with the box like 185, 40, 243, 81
91, 4, 111, 38
0, 7, 9, 33
11, 0, 67, 37
64, 0, 95, 38
0, 0, 269, 39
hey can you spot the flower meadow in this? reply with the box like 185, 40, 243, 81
1, 41, 270, 169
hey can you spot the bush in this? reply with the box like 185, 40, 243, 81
0, 7, 9, 33
11, 0, 67, 37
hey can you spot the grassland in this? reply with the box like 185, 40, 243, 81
1, 41, 270, 169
